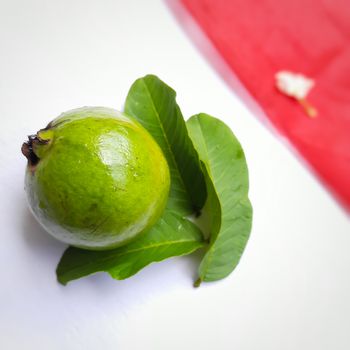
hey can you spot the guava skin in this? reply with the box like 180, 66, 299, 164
23, 107, 170, 250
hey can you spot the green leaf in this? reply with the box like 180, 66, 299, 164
124, 75, 206, 215
187, 114, 253, 284
56, 211, 205, 285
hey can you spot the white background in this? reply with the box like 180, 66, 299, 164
0, 1, 349, 349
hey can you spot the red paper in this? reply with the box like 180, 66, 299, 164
178, 0, 350, 211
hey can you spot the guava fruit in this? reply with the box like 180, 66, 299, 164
22, 107, 170, 250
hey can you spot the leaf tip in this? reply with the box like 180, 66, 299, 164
56, 271, 68, 286
57, 278, 67, 286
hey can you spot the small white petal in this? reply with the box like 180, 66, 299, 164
275, 71, 314, 99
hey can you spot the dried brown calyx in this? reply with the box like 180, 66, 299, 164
21, 130, 51, 172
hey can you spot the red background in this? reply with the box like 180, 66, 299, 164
180, 0, 350, 211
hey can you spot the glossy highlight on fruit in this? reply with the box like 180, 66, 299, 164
22, 107, 170, 250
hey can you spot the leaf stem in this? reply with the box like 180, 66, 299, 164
193, 277, 202, 288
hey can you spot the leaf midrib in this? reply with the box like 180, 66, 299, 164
194, 117, 222, 278
140, 79, 190, 202
60, 238, 202, 276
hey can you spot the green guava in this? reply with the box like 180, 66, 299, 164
22, 107, 170, 250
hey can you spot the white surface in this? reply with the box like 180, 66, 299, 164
0, 1, 349, 349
